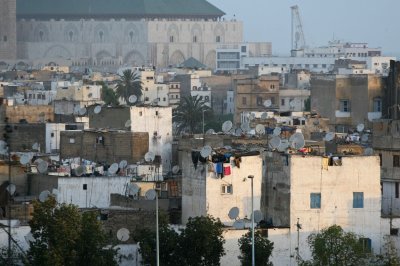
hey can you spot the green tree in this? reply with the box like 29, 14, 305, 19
116, 69, 142, 104
173, 95, 211, 134
100, 81, 119, 106
27, 197, 117, 266
371, 235, 400, 266
304, 97, 311, 112
304, 225, 369, 266
238, 230, 274, 266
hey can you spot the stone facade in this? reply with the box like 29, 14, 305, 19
0, 0, 17, 60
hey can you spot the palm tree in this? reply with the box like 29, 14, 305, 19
116, 69, 143, 104
173, 95, 211, 134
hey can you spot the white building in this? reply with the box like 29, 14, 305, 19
279, 89, 310, 112
225, 90, 234, 114
190, 73, 212, 107
45, 123, 65, 153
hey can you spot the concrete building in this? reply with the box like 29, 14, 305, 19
0, 0, 17, 60
168, 81, 181, 109
0, 105, 54, 123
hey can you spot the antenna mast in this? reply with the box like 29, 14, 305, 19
291, 5, 306, 51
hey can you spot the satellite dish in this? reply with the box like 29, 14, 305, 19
172, 165, 180, 174
255, 124, 265, 135
52, 188, 60, 197
324, 132, 335, 142
252, 210, 263, 223
20, 154, 30, 165
127, 183, 139, 196
273, 127, 282, 136
125, 120, 131, 128
6, 183, 16, 195
249, 113, 256, 120
37, 161, 48, 173
73, 105, 81, 114
108, 163, 119, 174
116, 228, 130, 242
128, 95, 137, 104
144, 151, 155, 162
228, 207, 239, 220
290, 132, 305, 150
277, 139, 290, 152
357, 123, 365, 132
0, 140, 7, 148
364, 147, 374, 156
78, 107, 87, 116
264, 99, 272, 108
119, 160, 128, 169
361, 134, 369, 142
235, 128, 243, 136
200, 145, 212, 158
39, 190, 51, 202
206, 129, 215, 135
233, 219, 245, 230
261, 112, 268, 120
269, 136, 282, 149
75, 166, 85, 177
222, 121, 233, 133
94, 105, 102, 114
289, 100, 296, 108
145, 189, 157, 200
224, 145, 232, 150
34, 158, 43, 164
32, 142, 39, 150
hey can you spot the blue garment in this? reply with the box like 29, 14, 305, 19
215, 163, 223, 174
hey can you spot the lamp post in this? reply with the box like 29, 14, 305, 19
248, 175, 255, 266
156, 190, 159, 266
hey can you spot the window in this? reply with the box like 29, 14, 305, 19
155, 111, 159, 116
193, 36, 197, 43
339, 99, 351, 112
396, 182, 399, 199
257, 97, 263, 106
310, 193, 321, 209
51, 133, 54, 137
69, 138, 75, 144
242, 97, 247, 105
216, 36, 221, 43
3, 35, 7, 42
145, 97, 149, 101
145, 87, 148, 91
390, 228, 399, 236
394, 155, 400, 167
163, 97, 166, 102
241, 46, 247, 53
359, 238, 372, 253
139, 111, 143, 116
205, 96, 209, 102
170, 36, 174, 43
83, 184, 87, 190
353, 192, 364, 208
379, 153, 382, 166
221, 184, 233, 194
373, 97, 382, 112
281, 99, 285, 106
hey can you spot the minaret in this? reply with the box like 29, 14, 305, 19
0, 0, 17, 60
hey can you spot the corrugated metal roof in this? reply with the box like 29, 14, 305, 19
17, 0, 225, 19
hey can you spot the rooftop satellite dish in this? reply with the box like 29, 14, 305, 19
39, 190, 51, 202
108, 163, 119, 174
128, 95, 137, 104
145, 189, 157, 200
361, 134, 369, 142
144, 151, 155, 162
32, 142, 39, 150
52, 188, 60, 197
73, 105, 81, 115
357, 123, 365, 132
0, 140, 7, 149
34, 158, 43, 165
233, 219, 245, 230
224, 145, 232, 150
250, 113, 256, 120
324, 132, 335, 142
290, 132, 305, 150
94, 105, 102, 114
78, 107, 87, 116
37, 161, 48, 174
222, 121, 233, 133
273, 127, 282, 136
289, 100, 296, 108
269, 136, 282, 149
125, 120, 131, 128
75, 165, 85, 177
172, 165, 180, 174
264, 99, 272, 108
116, 228, 130, 242
261, 112, 268, 120
206, 129, 215, 135
127, 183, 139, 196
235, 128, 243, 136
255, 124, 265, 135
119, 160, 128, 169
228, 207, 239, 220
252, 210, 263, 223
364, 147, 374, 156
200, 145, 212, 158
6, 183, 16, 195
277, 139, 290, 152
20, 154, 30, 165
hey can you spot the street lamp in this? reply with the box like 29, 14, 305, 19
248, 175, 255, 266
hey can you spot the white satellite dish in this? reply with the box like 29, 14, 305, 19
289, 100, 296, 108
145, 189, 157, 200
34, 158, 43, 164
255, 124, 265, 135
235, 128, 243, 136
222, 121, 233, 133
20, 154, 30, 165
73, 105, 81, 115
261, 112, 268, 120
228, 207, 239, 220
52, 188, 60, 197
75, 166, 85, 177
324, 132, 335, 142
6, 183, 16, 195
116, 228, 130, 242
144, 151, 155, 162
32, 142, 39, 150
357, 123, 365, 132
251, 210, 263, 223
78, 107, 87, 116
128, 95, 137, 104
119, 160, 128, 169
249, 113, 256, 120
37, 161, 48, 174
277, 139, 290, 152
200, 145, 212, 158
39, 190, 51, 202
172, 165, 180, 174
206, 129, 215, 135
125, 120, 131, 128
108, 163, 119, 174
127, 183, 139, 196
290, 132, 305, 150
94, 105, 102, 114
269, 136, 282, 149
361, 134, 369, 142
0, 140, 7, 149
233, 219, 245, 230
364, 147, 374, 156
273, 127, 281, 136
264, 99, 272, 108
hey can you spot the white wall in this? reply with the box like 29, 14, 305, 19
45, 123, 65, 153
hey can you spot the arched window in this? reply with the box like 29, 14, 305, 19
99, 31, 104, 42
68, 31, 73, 41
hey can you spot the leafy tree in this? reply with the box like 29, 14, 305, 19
116, 69, 143, 104
303, 225, 369, 266
370, 235, 400, 266
173, 95, 211, 134
238, 230, 274, 266
27, 197, 117, 266
304, 97, 311, 112
100, 82, 119, 106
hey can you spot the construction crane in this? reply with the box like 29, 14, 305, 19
291, 5, 306, 51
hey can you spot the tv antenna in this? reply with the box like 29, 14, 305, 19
261, 112, 268, 120
172, 165, 180, 174
200, 145, 212, 158
74, 165, 85, 177
222, 121, 233, 133
127, 183, 140, 196
94, 105, 102, 114
290, 132, 305, 150
228, 207, 239, 220
264, 100, 272, 108
128, 95, 137, 104
235, 128, 243, 136
108, 163, 119, 175
269, 136, 282, 150
255, 124, 265, 135
145, 189, 157, 200
78, 107, 87, 116
39, 190, 51, 202
364, 147, 374, 156
145, 151, 155, 162
324, 132, 335, 142
20, 154, 30, 165
273, 127, 282, 136
357, 123, 365, 133
37, 161, 48, 174
119, 160, 128, 169
116, 228, 130, 242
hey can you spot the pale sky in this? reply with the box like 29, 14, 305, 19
208, 0, 400, 56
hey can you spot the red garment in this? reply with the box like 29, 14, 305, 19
224, 166, 231, 175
